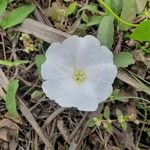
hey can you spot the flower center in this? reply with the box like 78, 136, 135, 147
73, 70, 86, 83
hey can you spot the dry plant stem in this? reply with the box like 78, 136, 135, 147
33, 0, 52, 26
114, 32, 123, 54
34, 133, 39, 150
57, 119, 71, 144
104, 134, 111, 149
0, 31, 6, 60
49, 119, 57, 141
18, 97, 53, 149
76, 125, 88, 148
136, 102, 147, 148
69, 112, 88, 141
42, 107, 66, 129
30, 96, 47, 111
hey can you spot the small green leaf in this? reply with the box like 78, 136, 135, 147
119, 0, 136, 30
86, 15, 102, 26
0, 59, 13, 67
35, 54, 46, 77
87, 119, 96, 127
64, 2, 77, 17
13, 60, 29, 66
97, 15, 114, 49
81, 13, 89, 23
6, 79, 19, 117
130, 20, 150, 42
0, 0, 8, 15
104, 106, 110, 120
116, 109, 123, 118
0, 4, 36, 29
113, 52, 135, 68
104, 123, 113, 134
78, 5, 99, 14
0, 59, 29, 67
31, 90, 43, 100
116, 109, 127, 130
121, 121, 127, 130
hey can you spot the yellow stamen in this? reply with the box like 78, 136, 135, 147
73, 70, 86, 83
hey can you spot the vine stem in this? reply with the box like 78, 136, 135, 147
97, 0, 139, 27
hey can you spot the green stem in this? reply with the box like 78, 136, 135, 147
97, 0, 138, 27
116, 96, 150, 104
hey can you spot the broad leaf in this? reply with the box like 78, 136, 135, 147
0, 0, 8, 15
35, 54, 46, 77
114, 52, 135, 68
0, 4, 36, 29
78, 4, 99, 14
6, 79, 19, 117
97, 15, 114, 49
112, 0, 123, 14
86, 15, 102, 26
119, 0, 136, 30
104, 106, 110, 120
135, 0, 147, 13
64, 2, 77, 17
130, 20, 150, 42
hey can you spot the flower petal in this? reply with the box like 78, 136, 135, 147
63, 35, 114, 69
41, 60, 71, 80
86, 63, 117, 85
86, 64, 117, 102
55, 81, 99, 111
42, 78, 72, 100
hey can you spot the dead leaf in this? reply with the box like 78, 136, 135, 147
0, 118, 19, 150
16, 18, 71, 44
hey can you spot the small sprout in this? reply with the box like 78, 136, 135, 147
116, 109, 128, 130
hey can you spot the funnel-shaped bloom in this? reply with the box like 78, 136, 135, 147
41, 35, 117, 111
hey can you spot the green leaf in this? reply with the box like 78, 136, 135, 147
116, 109, 123, 118
121, 121, 127, 130
86, 15, 102, 26
78, 4, 99, 14
64, 2, 77, 17
0, 0, 8, 15
130, 20, 150, 42
113, 52, 135, 68
119, 0, 136, 30
81, 13, 89, 23
0, 59, 29, 67
116, 109, 127, 130
13, 60, 29, 67
86, 119, 96, 127
135, 0, 147, 13
104, 106, 110, 119
105, 124, 113, 134
35, 54, 46, 77
31, 90, 43, 100
0, 4, 36, 29
6, 79, 19, 117
97, 15, 114, 49
112, 0, 123, 14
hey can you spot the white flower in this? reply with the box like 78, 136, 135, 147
41, 35, 117, 111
